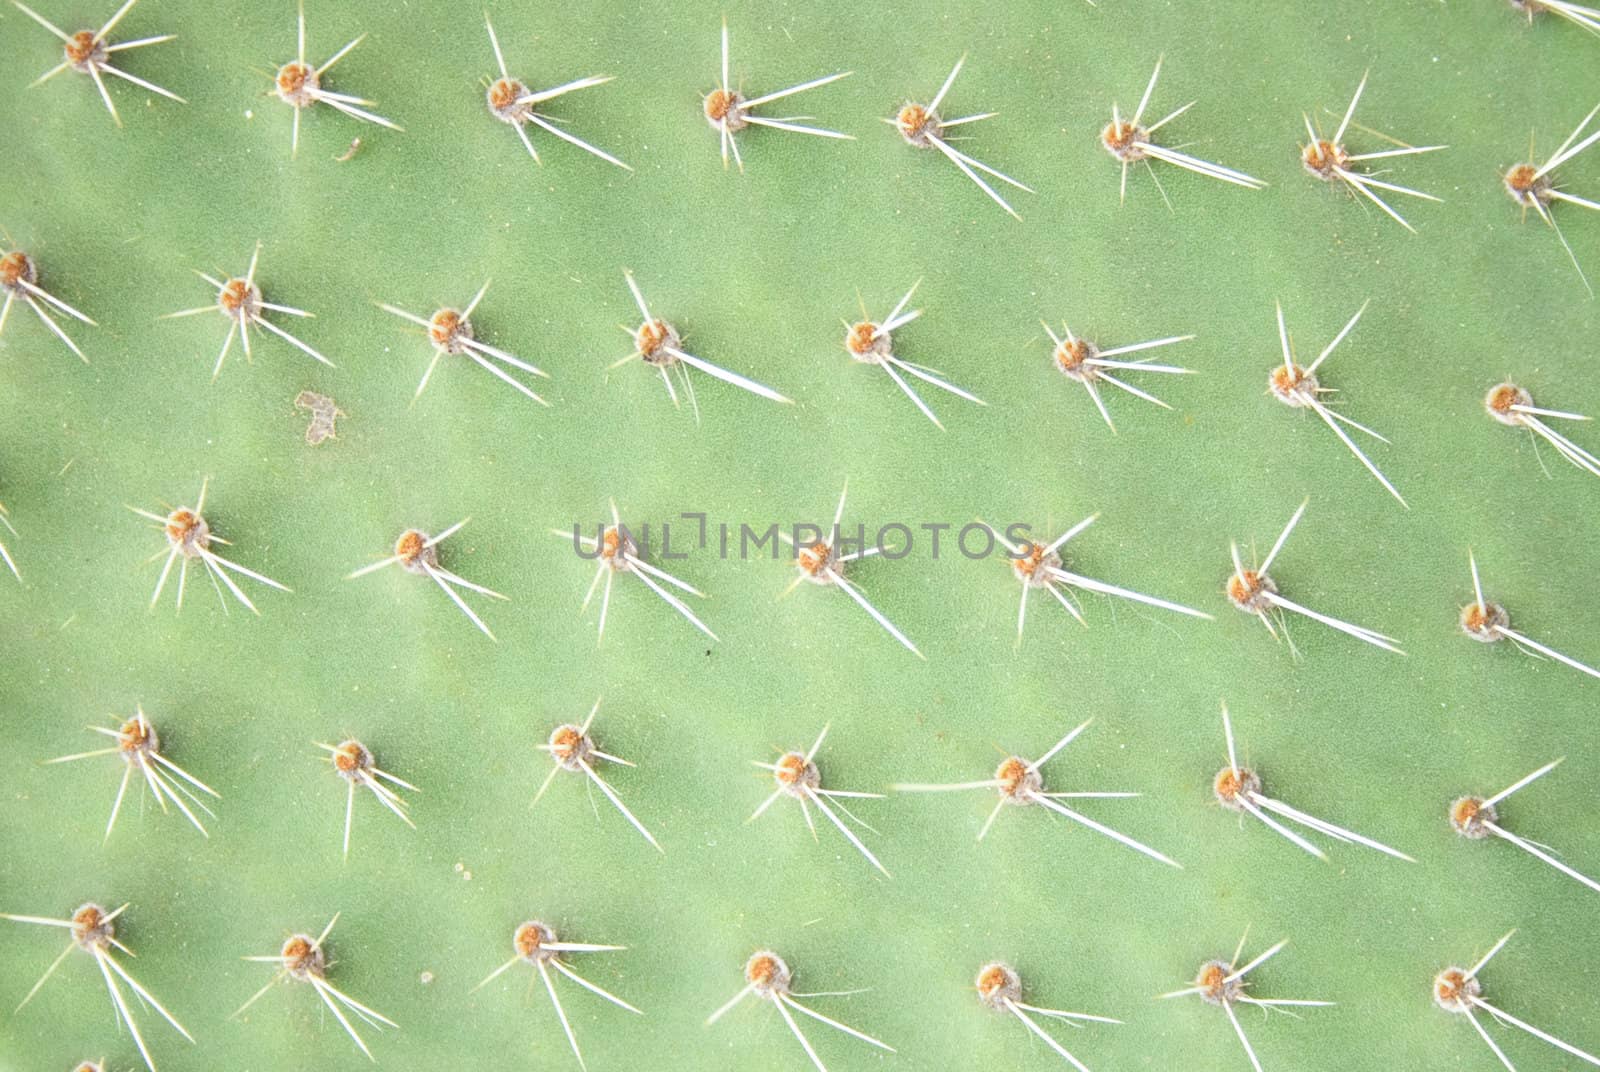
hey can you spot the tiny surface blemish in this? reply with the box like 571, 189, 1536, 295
294, 390, 344, 445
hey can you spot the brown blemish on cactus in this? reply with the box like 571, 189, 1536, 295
795, 539, 838, 582
216, 277, 262, 323
773, 750, 819, 794
117, 715, 158, 757
596, 525, 636, 571
1053, 337, 1097, 380
163, 507, 210, 556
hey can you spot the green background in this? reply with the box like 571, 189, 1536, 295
2, 0, 1598, 1069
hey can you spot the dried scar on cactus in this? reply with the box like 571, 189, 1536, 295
294, 390, 344, 444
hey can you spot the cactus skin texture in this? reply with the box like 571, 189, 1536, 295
2, 1, 1599, 1070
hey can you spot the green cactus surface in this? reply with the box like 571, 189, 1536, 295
3, 1, 1600, 1070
